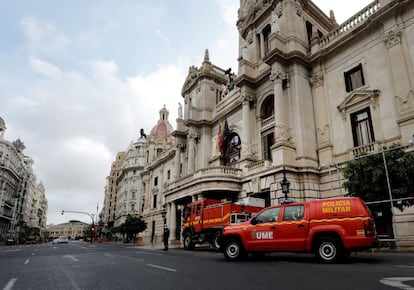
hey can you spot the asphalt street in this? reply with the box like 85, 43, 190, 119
0, 241, 413, 290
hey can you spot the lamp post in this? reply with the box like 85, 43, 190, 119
280, 166, 291, 202
61, 210, 94, 243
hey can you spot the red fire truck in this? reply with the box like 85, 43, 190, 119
182, 198, 264, 250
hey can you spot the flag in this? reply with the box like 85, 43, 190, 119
216, 118, 231, 155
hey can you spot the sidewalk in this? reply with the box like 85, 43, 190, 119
108, 240, 184, 250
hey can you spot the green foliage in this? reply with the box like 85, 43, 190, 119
110, 215, 147, 242
343, 144, 414, 211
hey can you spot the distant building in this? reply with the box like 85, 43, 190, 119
42, 221, 89, 240
0, 117, 48, 243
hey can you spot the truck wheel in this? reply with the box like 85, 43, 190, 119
212, 231, 221, 250
315, 237, 343, 263
183, 232, 194, 250
224, 239, 246, 261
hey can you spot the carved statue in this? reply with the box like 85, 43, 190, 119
271, 9, 280, 34
225, 68, 235, 92
178, 102, 183, 119
140, 128, 147, 139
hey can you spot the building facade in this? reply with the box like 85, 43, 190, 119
104, 0, 414, 248
103, 151, 126, 229
42, 221, 89, 240
0, 117, 48, 243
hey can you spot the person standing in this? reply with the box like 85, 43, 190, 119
163, 225, 170, 251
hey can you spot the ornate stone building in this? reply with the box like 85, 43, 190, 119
103, 151, 126, 228
0, 117, 47, 243
105, 0, 414, 248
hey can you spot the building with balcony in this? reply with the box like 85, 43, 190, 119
0, 117, 48, 243
103, 151, 126, 229
105, 0, 414, 248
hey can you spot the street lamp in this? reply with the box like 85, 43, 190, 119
280, 166, 291, 202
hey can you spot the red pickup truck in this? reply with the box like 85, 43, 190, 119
219, 197, 378, 263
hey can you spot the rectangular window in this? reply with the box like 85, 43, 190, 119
154, 176, 158, 186
351, 108, 375, 147
261, 130, 274, 161
153, 194, 157, 208
167, 170, 170, 180
263, 26, 271, 55
344, 63, 365, 92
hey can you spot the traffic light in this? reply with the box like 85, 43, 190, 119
61, 210, 64, 215
91, 227, 95, 232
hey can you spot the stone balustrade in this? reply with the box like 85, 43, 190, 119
315, 1, 381, 49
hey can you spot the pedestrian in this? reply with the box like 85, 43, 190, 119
163, 225, 170, 251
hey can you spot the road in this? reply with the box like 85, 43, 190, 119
0, 241, 413, 290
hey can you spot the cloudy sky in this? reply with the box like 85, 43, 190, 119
0, 0, 373, 225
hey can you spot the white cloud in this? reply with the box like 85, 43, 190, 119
64, 137, 112, 160
29, 56, 62, 78
20, 17, 70, 54
89, 59, 119, 80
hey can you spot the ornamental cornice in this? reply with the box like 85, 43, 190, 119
383, 29, 401, 49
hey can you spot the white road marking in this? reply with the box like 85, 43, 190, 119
31, 253, 35, 256
146, 264, 176, 272
104, 253, 115, 258
3, 278, 17, 290
4, 249, 21, 253
135, 251, 162, 256
63, 255, 79, 262
379, 277, 414, 290
24, 260, 30, 265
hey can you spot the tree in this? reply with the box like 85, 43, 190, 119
343, 144, 414, 211
111, 215, 147, 243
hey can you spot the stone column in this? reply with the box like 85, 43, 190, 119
241, 94, 254, 158
187, 130, 196, 174
260, 33, 265, 58
311, 69, 333, 166
269, 68, 295, 166
270, 68, 290, 143
174, 144, 181, 179
169, 202, 177, 241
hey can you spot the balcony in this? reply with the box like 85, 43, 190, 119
261, 115, 275, 130
311, 1, 381, 54
352, 142, 378, 156
165, 166, 242, 195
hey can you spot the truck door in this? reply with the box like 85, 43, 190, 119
274, 204, 308, 251
191, 202, 202, 232
244, 207, 281, 251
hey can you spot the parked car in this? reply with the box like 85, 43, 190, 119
6, 238, 15, 245
53, 236, 69, 244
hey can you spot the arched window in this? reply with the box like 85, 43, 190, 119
261, 94, 274, 119
260, 95, 275, 161
225, 132, 241, 167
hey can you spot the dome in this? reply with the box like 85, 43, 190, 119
149, 106, 174, 143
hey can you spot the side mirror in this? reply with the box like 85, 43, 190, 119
250, 217, 258, 225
